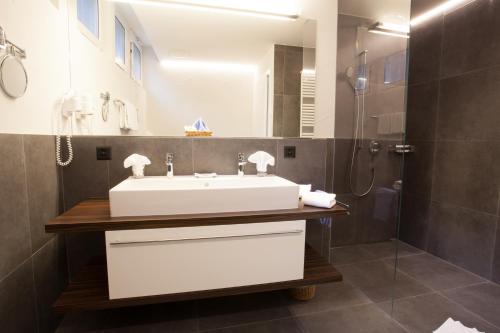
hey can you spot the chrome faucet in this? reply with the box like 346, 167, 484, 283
237, 153, 246, 177
166, 153, 174, 178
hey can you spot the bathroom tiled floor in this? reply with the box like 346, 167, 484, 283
57, 241, 500, 333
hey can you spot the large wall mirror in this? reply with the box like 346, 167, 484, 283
65, 0, 319, 138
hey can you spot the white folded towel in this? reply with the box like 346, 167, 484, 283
124, 101, 139, 130
434, 318, 484, 333
302, 191, 336, 209
118, 101, 139, 131
248, 151, 275, 173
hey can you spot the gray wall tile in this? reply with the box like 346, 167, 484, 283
441, 0, 500, 77
24, 135, 59, 253
408, 18, 443, 85
325, 139, 334, 193
33, 236, 67, 333
107, 137, 193, 187
403, 141, 435, 197
332, 194, 360, 246
61, 137, 109, 209
274, 47, 284, 95
193, 138, 277, 175
493, 219, 500, 284
0, 259, 37, 333
283, 46, 303, 95
405, 81, 438, 142
276, 139, 327, 191
399, 194, 431, 249
438, 67, 500, 141
332, 138, 353, 194
0, 134, 31, 281
427, 202, 497, 278
431, 141, 500, 214
282, 95, 300, 137
273, 95, 283, 137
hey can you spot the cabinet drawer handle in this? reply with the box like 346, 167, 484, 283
109, 229, 304, 245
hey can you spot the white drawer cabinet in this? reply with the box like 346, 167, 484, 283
106, 220, 306, 299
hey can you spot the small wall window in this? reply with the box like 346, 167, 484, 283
131, 42, 142, 82
384, 50, 407, 85
115, 17, 126, 67
77, 0, 99, 38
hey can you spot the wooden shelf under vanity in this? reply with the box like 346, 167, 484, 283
53, 246, 342, 313
45, 198, 349, 233
46, 198, 348, 312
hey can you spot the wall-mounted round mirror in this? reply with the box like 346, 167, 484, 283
0, 54, 28, 98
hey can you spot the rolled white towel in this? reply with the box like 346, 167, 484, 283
302, 191, 336, 209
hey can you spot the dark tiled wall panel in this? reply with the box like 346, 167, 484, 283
0, 134, 67, 333
440, 0, 500, 78
401, 0, 500, 281
0, 135, 31, 280
274, 45, 303, 137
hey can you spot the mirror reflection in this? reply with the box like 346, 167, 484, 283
65, 0, 317, 137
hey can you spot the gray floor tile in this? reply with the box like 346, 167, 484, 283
57, 302, 198, 333
339, 260, 431, 303
443, 283, 500, 328
285, 281, 372, 316
330, 245, 377, 266
204, 318, 305, 333
360, 240, 424, 260
298, 304, 406, 333
197, 291, 292, 331
379, 293, 500, 333
386, 253, 485, 291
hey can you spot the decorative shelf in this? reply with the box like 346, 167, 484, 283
53, 247, 342, 313
46, 199, 349, 233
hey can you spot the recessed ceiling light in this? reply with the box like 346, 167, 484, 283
109, 0, 299, 21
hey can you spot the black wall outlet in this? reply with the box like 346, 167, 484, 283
284, 146, 296, 158
96, 147, 112, 160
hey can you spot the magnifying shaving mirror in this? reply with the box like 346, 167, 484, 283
0, 25, 28, 99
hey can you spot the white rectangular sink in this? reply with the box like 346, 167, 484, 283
109, 175, 300, 217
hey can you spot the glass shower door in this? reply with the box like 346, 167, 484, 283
331, 11, 411, 314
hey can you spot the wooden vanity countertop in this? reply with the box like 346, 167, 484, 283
46, 198, 349, 233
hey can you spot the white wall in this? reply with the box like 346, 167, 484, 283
0, 0, 147, 136
301, 0, 338, 138
67, 0, 148, 135
0, 0, 69, 135
252, 45, 274, 137
143, 48, 255, 137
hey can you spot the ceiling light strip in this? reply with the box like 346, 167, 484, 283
109, 0, 299, 21
161, 59, 257, 72
410, 0, 476, 26
368, 29, 410, 39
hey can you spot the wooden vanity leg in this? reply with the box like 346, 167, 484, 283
290, 285, 316, 301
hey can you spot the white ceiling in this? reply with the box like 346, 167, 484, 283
122, 2, 313, 64
339, 0, 411, 25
